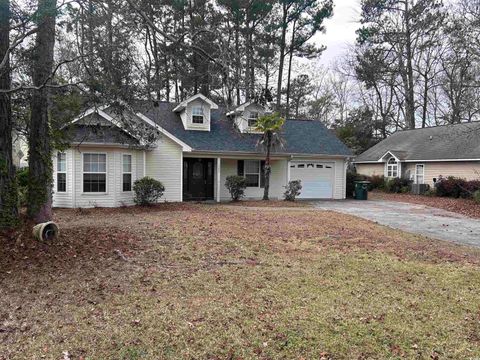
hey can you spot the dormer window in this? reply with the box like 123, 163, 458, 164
192, 106, 204, 124
248, 112, 259, 128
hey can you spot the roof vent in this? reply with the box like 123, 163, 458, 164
429, 135, 433, 140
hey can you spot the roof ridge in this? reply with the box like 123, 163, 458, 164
393, 121, 480, 134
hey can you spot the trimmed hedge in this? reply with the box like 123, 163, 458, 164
225, 175, 247, 201
133, 177, 165, 205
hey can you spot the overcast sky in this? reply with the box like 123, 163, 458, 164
314, 0, 362, 66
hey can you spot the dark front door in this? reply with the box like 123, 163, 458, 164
183, 158, 214, 201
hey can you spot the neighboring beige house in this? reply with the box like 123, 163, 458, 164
12, 132, 28, 168
354, 122, 480, 187
52, 94, 351, 208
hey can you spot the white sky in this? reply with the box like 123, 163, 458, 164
313, 0, 362, 66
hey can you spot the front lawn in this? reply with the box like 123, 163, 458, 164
1, 204, 480, 359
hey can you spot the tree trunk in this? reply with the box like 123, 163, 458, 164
275, 4, 288, 112
285, 19, 297, 119
263, 132, 272, 200
404, 0, 416, 129
27, 0, 57, 223
0, 0, 19, 230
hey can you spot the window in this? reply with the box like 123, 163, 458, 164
57, 152, 66, 192
386, 157, 398, 178
245, 160, 260, 187
316, 164, 324, 168
192, 106, 204, 124
122, 154, 132, 192
248, 111, 259, 127
415, 164, 425, 184
83, 153, 107, 193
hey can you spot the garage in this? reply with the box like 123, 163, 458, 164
290, 161, 335, 199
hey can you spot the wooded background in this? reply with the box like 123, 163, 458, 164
0, 0, 480, 227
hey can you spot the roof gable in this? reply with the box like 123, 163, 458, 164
172, 94, 219, 113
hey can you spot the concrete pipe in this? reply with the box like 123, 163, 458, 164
32, 221, 59, 241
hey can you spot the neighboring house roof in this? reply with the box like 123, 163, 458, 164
132, 101, 352, 156
355, 122, 480, 163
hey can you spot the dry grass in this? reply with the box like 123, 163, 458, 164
1, 204, 480, 359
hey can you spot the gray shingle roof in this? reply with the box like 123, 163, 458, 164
68, 124, 140, 145
355, 122, 480, 162
132, 101, 351, 156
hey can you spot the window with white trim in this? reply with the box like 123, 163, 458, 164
57, 152, 66, 192
247, 111, 259, 127
245, 160, 260, 187
415, 164, 425, 184
122, 154, 132, 192
386, 157, 398, 178
192, 106, 204, 124
83, 153, 107, 193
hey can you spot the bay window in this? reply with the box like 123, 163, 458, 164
83, 153, 107, 193
57, 152, 66, 192
122, 154, 132, 192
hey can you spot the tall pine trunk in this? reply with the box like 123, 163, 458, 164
0, 0, 19, 230
404, 0, 416, 129
27, 0, 57, 223
262, 132, 272, 201
275, 4, 288, 112
285, 20, 297, 119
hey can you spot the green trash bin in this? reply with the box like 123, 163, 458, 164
354, 181, 370, 200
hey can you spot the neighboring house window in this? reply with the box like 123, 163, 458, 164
248, 111, 259, 127
245, 160, 260, 187
57, 152, 66, 192
386, 157, 398, 178
415, 164, 425, 184
192, 106, 204, 124
122, 154, 132, 192
83, 153, 107, 193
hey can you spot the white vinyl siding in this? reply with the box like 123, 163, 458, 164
145, 136, 183, 202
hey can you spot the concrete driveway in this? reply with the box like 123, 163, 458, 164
314, 199, 480, 248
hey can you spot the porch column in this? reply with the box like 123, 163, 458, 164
216, 157, 221, 202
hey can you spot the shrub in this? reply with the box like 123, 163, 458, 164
284, 180, 302, 201
384, 178, 413, 193
225, 175, 247, 201
133, 177, 165, 205
435, 177, 480, 198
474, 190, 480, 204
368, 175, 385, 190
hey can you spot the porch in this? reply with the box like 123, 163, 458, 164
182, 156, 289, 202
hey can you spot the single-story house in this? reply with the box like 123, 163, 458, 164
52, 94, 351, 208
354, 122, 480, 186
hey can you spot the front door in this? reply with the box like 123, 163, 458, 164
183, 158, 214, 201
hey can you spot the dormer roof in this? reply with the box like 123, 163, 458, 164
172, 94, 219, 113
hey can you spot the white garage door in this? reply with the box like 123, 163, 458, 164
290, 162, 335, 199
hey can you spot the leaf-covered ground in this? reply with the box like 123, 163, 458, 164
1, 203, 480, 359
370, 191, 480, 219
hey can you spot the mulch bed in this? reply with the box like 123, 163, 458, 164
370, 191, 480, 219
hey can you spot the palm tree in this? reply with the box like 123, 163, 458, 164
255, 112, 285, 200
